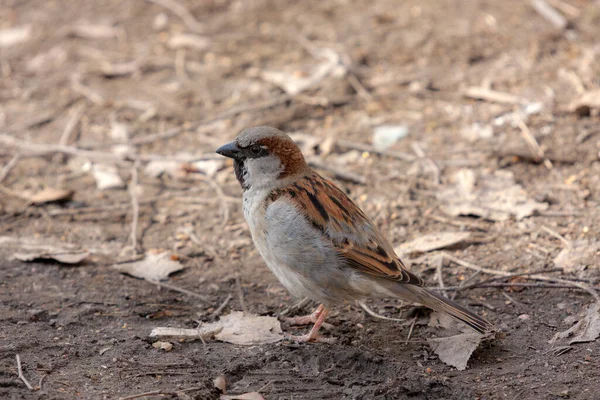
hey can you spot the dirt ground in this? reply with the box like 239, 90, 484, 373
1, 0, 600, 399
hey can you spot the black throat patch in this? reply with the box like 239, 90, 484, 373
233, 160, 249, 190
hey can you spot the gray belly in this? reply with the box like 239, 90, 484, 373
252, 198, 360, 305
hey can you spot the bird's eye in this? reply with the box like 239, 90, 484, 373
250, 145, 262, 155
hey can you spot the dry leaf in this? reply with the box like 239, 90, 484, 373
150, 326, 222, 339
152, 341, 173, 351
554, 240, 600, 274
0, 25, 31, 48
550, 304, 600, 345
439, 169, 548, 221
26, 46, 68, 73
168, 33, 211, 50
261, 48, 341, 95
144, 156, 224, 179
214, 311, 282, 345
568, 90, 600, 116
113, 251, 184, 281
220, 393, 265, 400
214, 375, 227, 394
0, 236, 89, 264
29, 188, 74, 205
428, 332, 483, 370
92, 163, 125, 190
395, 232, 471, 256
69, 24, 117, 39
372, 125, 408, 151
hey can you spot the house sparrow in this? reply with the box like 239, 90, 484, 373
216, 126, 495, 342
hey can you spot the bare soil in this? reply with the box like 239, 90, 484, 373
1, 1, 600, 399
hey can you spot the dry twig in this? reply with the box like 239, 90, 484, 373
145, 0, 204, 33
210, 293, 233, 319
463, 86, 528, 105
337, 139, 416, 161
235, 274, 248, 314
514, 114, 553, 169
358, 301, 408, 324
404, 317, 417, 344
530, 0, 568, 30
59, 102, 86, 146
441, 252, 600, 303
307, 158, 366, 184
128, 161, 140, 253
15, 355, 34, 391
280, 298, 311, 317
153, 281, 209, 302
0, 153, 20, 184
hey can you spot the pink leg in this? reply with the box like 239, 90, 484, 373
284, 304, 324, 326
285, 305, 335, 343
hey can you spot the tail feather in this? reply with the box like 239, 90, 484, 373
413, 286, 495, 334
387, 284, 496, 334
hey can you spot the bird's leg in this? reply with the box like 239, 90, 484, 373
285, 306, 335, 343
284, 304, 324, 325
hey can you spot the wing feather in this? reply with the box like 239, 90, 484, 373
267, 173, 423, 286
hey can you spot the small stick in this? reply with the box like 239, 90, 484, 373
145, 0, 204, 33
541, 226, 570, 247
37, 374, 47, 391
345, 73, 374, 102
118, 390, 166, 400
463, 86, 528, 105
235, 274, 248, 314
128, 160, 140, 253
430, 282, 600, 291
307, 158, 366, 184
153, 281, 209, 302
501, 291, 525, 307
451, 270, 481, 300
0, 153, 20, 184
358, 301, 408, 324
514, 114, 552, 169
149, 326, 222, 339
404, 317, 417, 344
71, 75, 104, 105
16, 355, 34, 391
280, 298, 311, 316
435, 256, 449, 298
336, 139, 416, 161
457, 267, 564, 292
530, 0, 568, 30
425, 213, 488, 231
59, 103, 86, 146
441, 253, 600, 303
210, 293, 232, 318
0, 134, 218, 164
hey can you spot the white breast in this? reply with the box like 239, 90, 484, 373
242, 191, 359, 305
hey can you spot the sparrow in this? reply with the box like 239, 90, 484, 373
216, 126, 495, 342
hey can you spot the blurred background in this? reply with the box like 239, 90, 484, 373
1, 0, 600, 399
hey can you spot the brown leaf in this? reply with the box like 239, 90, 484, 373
395, 232, 471, 256
439, 169, 548, 221
220, 393, 265, 400
427, 332, 483, 370
554, 240, 600, 274
550, 304, 600, 345
0, 236, 89, 264
29, 187, 74, 205
112, 251, 184, 281
214, 311, 282, 345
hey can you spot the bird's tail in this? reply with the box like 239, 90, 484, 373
388, 284, 496, 334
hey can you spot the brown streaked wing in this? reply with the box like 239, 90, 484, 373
267, 173, 424, 286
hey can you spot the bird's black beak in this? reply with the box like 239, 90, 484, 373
216, 141, 242, 159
